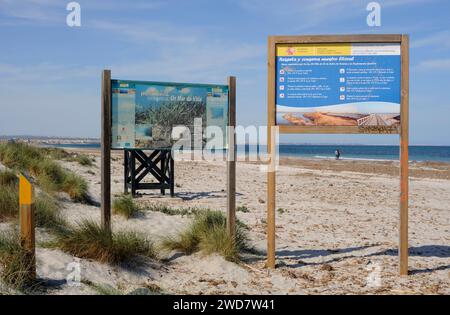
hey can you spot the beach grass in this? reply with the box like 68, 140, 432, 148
52, 219, 156, 264
0, 232, 36, 291
147, 203, 202, 216
42, 147, 93, 167
34, 193, 68, 233
0, 142, 90, 203
161, 210, 250, 262
113, 194, 140, 219
0, 169, 18, 187
237, 205, 250, 213
71, 154, 93, 167
0, 185, 18, 222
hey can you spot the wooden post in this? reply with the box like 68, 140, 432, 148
227, 76, 237, 240
130, 150, 136, 196
267, 37, 277, 268
169, 152, 175, 197
101, 69, 112, 232
124, 150, 129, 194
19, 175, 36, 279
160, 151, 166, 196
399, 35, 409, 276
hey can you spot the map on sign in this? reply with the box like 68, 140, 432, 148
111, 80, 229, 150
276, 43, 401, 127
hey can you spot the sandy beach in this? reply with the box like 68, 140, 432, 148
2, 148, 449, 295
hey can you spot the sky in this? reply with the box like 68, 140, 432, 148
0, 0, 449, 145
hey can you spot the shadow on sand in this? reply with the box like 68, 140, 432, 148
246, 245, 450, 274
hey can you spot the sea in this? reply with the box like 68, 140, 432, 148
52, 143, 450, 163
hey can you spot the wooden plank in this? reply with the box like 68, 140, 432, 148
270, 34, 402, 44
227, 76, 237, 240
267, 36, 277, 268
101, 69, 112, 232
19, 175, 36, 279
399, 35, 410, 276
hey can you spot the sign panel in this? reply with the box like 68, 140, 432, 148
276, 43, 401, 128
111, 80, 229, 150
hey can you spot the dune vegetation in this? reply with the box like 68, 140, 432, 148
162, 210, 250, 262
51, 219, 156, 264
113, 194, 140, 219
0, 142, 90, 203
0, 232, 36, 292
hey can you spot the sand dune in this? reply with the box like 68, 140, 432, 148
2, 150, 449, 295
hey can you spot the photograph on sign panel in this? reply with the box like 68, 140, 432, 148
276, 43, 401, 127
111, 81, 228, 150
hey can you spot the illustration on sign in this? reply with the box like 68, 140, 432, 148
276, 43, 401, 127
111, 80, 229, 150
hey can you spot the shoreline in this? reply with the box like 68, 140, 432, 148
59, 146, 450, 167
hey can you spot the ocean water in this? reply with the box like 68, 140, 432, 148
52, 143, 450, 163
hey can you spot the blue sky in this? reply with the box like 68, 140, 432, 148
0, 0, 449, 145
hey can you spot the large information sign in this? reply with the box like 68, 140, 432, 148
267, 35, 410, 275
276, 43, 401, 128
111, 80, 229, 150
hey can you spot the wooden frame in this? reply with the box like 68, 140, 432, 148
101, 71, 237, 240
267, 35, 409, 275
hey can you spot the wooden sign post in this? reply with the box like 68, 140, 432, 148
19, 175, 36, 279
266, 35, 409, 275
101, 69, 112, 232
227, 76, 237, 240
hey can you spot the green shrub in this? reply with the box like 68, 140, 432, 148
162, 210, 250, 262
52, 220, 155, 264
113, 195, 139, 219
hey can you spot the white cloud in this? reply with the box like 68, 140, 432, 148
412, 31, 450, 50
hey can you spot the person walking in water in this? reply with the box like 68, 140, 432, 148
335, 149, 341, 160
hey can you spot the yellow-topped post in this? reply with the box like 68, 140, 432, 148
19, 175, 36, 279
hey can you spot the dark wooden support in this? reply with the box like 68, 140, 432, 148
227, 76, 237, 241
124, 150, 129, 194
101, 69, 112, 232
124, 149, 175, 197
